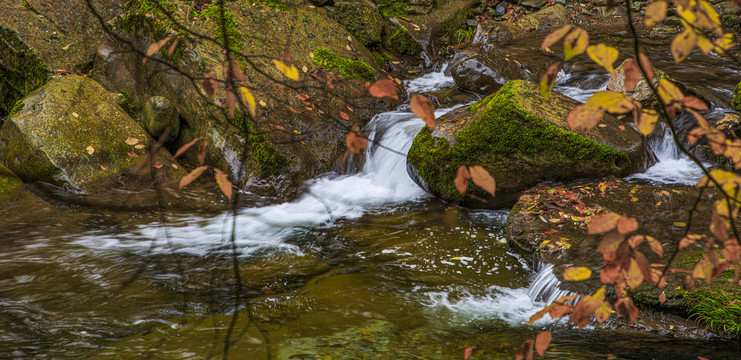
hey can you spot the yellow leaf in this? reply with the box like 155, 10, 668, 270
563, 27, 589, 61
563, 266, 592, 281
238, 86, 257, 118
272, 59, 299, 80
670, 29, 697, 63
657, 78, 684, 105
714, 33, 735, 54
125, 137, 139, 145
586, 43, 619, 76
696, 34, 714, 54
86, 146, 94, 155
637, 109, 659, 135
135, 144, 146, 149
540, 62, 561, 100
540, 25, 573, 51
259, 100, 267, 107
213, 167, 233, 200
644, 1, 667, 26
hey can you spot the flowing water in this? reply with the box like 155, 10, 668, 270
3, 47, 741, 359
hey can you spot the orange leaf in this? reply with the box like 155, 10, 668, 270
198, 140, 208, 166
540, 62, 561, 100
464, 346, 476, 360
167, 37, 180, 57
682, 96, 708, 111
567, 104, 604, 131
143, 36, 171, 64
588, 212, 622, 234
723, 239, 741, 262
213, 167, 233, 200
454, 165, 471, 195
203, 73, 218, 100
535, 331, 551, 357
179, 166, 209, 190
540, 25, 572, 51
646, 236, 664, 257
345, 124, 367, 154
368, 79, 399, 99
469, 165, 496, 196
526, 305, 553, 326
296, 94, 310, 101
153, 162, 163, 169
615, 296, 639, 323
616, 216, 638, 234
659, 291, 667, 304
515, 339, 534, 360
174, 137, 204, 159
340, 111, 350, 121
627, 234, 644, 249
410, 94, 436, 129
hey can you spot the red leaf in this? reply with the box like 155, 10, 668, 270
179, 166, 209, 190
174, 137, 205, 159
515, 339, 534, 360
127, 152, 139, 158
340, 111, 350, 121
682, 96, 708, 111
535, 331, 551, 357
368, 79, 399, 99
203, 73, 218, 100
455, 165, 471, 195
464, 346, 476, 360
198, 140, 208, 166
153, 162, 163, 169
296, 94, 310, 101
345, 124, 367, 154
410, 94, 436, 129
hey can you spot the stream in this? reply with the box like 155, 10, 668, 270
3, 45, 741, 359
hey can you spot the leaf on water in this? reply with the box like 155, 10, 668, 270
540, 25, 573, 51
616, 215, 638, 234
174, 136, 204, 159
587, 43, 619, 76
563, 27, 589, 61
213, 167, 233, 200
273, 59, 300, 80
644, 1, 667, 26
671, 29, 697, 63
515, 339, 534, 360
637, 109, 659, 135
238, 87, 257, 118
345, 123, 367, 154
563, 266, 592, 281
535, 331, 551, 357
179, 166, 209, 190
203, 73, 218, 100
125, 137, 139, 145
469, 165, 496, 196
455, 165, 471, 195
143, 36, 171, 64
588, 212, 622, 234
368, 79, 399, 99
410, 94, 436, 129
540, 62, 561, 100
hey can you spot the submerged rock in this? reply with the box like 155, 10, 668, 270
407, 80, 654, 208
506, 179, 741, 339
0, 75, 184, 194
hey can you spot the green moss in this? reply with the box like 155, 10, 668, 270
0, 27, 49, 118
682, 288, 741, 336
117, 0, 190, 61
371, 50, 393, 67
733, 81, 741, 114
408, 81, 631, 203
22, 0, 40, 15
384, 26, 421, 57
230, 109, 288, 176
377, 0, 408, 19
312, 48, 375, 82
7, 99, 24, 118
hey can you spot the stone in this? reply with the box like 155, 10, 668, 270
407, 80, 654, 208
476, 4, 569, 44
330, 0, 385, 46
450, 48, 550, 95
0, 75, 184, 194
142, 96, 180, 141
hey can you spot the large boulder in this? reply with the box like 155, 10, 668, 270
449, 48, 553, 95
506, 179, 741, 338
0, 75, 184, 194
141, 96, 180, 141
473, 4, 569, 44
407, 80, 655, 208
329, 0, 385, 47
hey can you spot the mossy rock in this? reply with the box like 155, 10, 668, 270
475, 4, 568, 44
450, 48, 550, 95
0, 163, 26, 201
142, 96, 180, 141
330, 0, 385, 46
407, 80, 654, 208
0, 75, 184, 194
384, 25, 422, 58
733, 81, 741, 114
506, 179, 741, 338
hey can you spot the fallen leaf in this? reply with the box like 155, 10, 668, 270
86, 146, 95, 155
125, 137, 139, 145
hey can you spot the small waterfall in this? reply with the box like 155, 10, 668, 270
527, 263, 573, 305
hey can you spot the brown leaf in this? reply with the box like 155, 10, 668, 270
597, 231, 625, 258
615, 296, 639, 323
454, 165, 471, 195
464, 346, 476, 360
616, 216, 638, 234
368, 79, 399, 99
659, 291, 667, 304
644, 1, 667, 26
567, 104, 604, 131
679, 236, 696, 249
535, 331, 551, 357
179, 166, 209, 190
526, 305, 553, 326
345, 124, 367, 154
671, 29, 697, 63
469, 165, 496, 196
229, 55, 246, 82
167, 37, 180, 57
723, 239, 741, 262
638, 53, 655, 82
646, 236, 664, 257
410, 94, 436, 129
213, 167, 233, 200
515, 339, 534, 360
173, 137, 204, 159
635, 250, 653, 284
203, 73, 218, 100
627, 234, 644, 249
682, 96, 709, 111
541, 25, 573, 51
549, 304, 574, 319
588, 212, 622, 234
198, 140, 208, 166
624, 258, 644, 289
600, 263, 620, 283
143, 36, 171, 64
623, 58, 640, 92
226, 86, 237, 119
571, 287, 606, 330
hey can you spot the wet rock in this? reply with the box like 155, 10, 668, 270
0, 163, 26, 201
0, 75, 184, 194
521, 0, 547, 9
407, 80, 654, 208
733, 81, 741, 113
506, 179, 741, 338
475, 4, 569, 44
495, 2, 508, 15
450, 48, 551, 95
142, 96, 180, 141
308, 0, 334, 6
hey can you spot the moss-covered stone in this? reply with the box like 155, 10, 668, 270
230, 109, 288, 176
0, 27, 49, 118
407, 80, 653, 208
142, 96, 180, 141
312, 47, 376, 82
733, 81, 741, 114
476, 4, 568, 44
377, 0, 408, 19
384, 26, 422, 57
0, 75, 184, 193
0, 163, 25, 200
330, 0, 384, 47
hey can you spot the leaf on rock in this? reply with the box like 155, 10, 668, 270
273, 59, 300, 80
469, 165, 496, 196
203, 73, 218, 100
455, 165, 471, 195
238, 87, 257, 118
213, 167, 233, 200
179, 166, 209, 190
563, 266, 593, 281
368, 79, 399, 99
143, 36, 171, 64
174, 137, 204, 159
